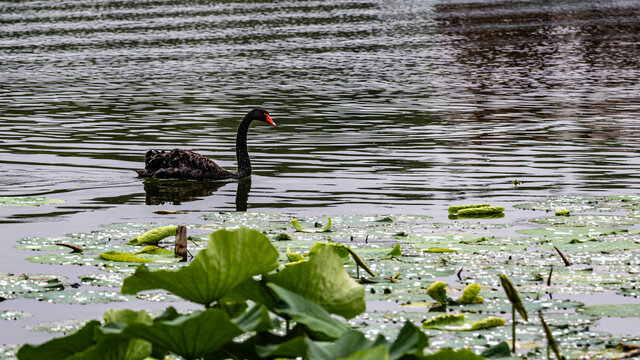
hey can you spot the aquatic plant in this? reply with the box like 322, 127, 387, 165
18, 227, 478, 360
498, 274, 528, 353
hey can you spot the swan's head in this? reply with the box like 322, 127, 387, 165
248, 108, 276, 127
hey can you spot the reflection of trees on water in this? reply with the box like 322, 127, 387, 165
432, 0, 640, 143
143, 177, 251, 211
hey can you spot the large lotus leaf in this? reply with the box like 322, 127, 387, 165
0, 196, 64, 207
123, 308, 242, 360
304, 331, 386, 360
121, 228, 279, 306
255, 336, 309, 359
17, 320, 100, 360
338, 346, 388, 360
266, 247, 365, 319
422, 348, 485, 359
267, 283, 348, 340
579, 304, 640, 318
63, 336, 152, 360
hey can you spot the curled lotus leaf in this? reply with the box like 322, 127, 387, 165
422, 313, 505, 331
498, 274, 528, 321
457, 283, 484, 304
291, 217, 332, 233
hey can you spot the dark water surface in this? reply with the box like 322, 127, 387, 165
1, 0, 640, 346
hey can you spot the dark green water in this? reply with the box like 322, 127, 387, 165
1, 0, 640, 347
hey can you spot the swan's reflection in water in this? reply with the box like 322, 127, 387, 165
142, 177, 251, 211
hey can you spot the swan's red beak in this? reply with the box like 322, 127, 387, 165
265, 114, 276, 126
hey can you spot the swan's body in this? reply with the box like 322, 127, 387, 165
135, 109, 275, 180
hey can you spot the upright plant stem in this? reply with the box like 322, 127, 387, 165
512, 304, 516, 353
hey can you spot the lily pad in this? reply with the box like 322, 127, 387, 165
26, 319, 90, 333
579, 304, 640, 318
422, 313, 505, 331
0, 196, 64, 207
0, 310, 33, 321
23, 290, 130, 304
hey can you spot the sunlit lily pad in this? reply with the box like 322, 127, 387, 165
0, 273, 65, 300
531, 214, 639, 227
579, 304, 640, 318
25, 319, 89, 333
516, 226, 623, 243
0, 310, 33, 321
23, 289, 130, 304
0, 196, 64, 207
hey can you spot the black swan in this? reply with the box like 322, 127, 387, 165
135, 108, 275, 180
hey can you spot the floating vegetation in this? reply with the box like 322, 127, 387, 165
0, 196, 64, 207
128, 226, 177, 245
7, 195, 640, 357
25, 319, 89, 333
422, 313, 505, 331
0, 310, 32, 321
291, 217, 332, 233
555, 208, 570, 216
23, 289, 130, 304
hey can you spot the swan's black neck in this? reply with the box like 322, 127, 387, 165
235, 114, 254, 178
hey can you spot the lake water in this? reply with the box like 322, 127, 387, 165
1, 0, 640, 347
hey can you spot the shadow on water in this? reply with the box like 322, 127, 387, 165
142, 177, 252, 211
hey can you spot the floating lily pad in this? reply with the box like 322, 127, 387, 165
0, 310, 33, 321
531, 215, 639, 227
0, 196, 64, 207
516, 226, 623, 243
23, 290, 130, 304
579, 304, 640, 318
26, 319, 89, 333
0, 273, 65, 300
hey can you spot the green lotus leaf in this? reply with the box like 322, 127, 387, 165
426, 281, 450, 305
17, 320, 101, 360
388, 244, 402, 257
422, 348, 485, 359
480, 341, 510, 358
102, 309, 152, 326
291, 217, 332, 232
266, 247, 365, 319
422, 313, 505, 331
128, 226, 177, 245
121, 228, 279, 306
100, 251, 154, 263
457, 283, 484, 304
423, 248, 457, 253
448, 204, 491, 214
0, 196, 64, 207
267, 283, 348, 340
308, 242, 351, 263
532, 214, 638, 227
255, 336, 309, 359
286, 247, 306, 262
457, 206, 504, 215
339, 345, 388, 360
123, 308, 242, 360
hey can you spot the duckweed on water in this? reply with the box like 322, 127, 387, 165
0, 196, 64, 207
